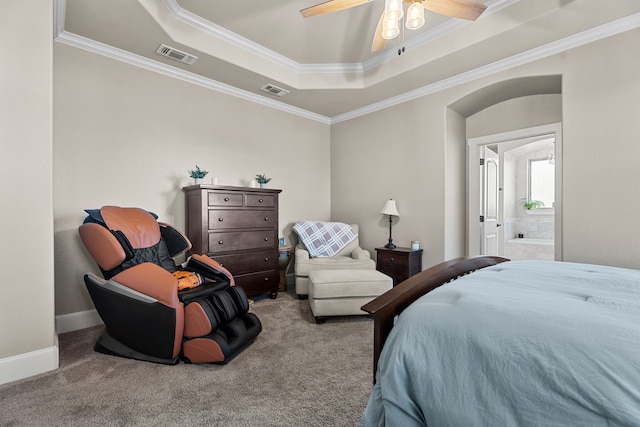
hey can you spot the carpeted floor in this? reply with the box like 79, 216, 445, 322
0, 290, 374, 426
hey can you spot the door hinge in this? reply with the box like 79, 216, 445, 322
479, 158, 485, 166
479, 215, 485, 222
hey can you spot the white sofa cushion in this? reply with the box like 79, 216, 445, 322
309, 270, 392, 299
295, 255, 375, 276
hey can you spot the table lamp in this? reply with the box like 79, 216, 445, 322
380, 199, 399, 249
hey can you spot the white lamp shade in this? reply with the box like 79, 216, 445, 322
406, 2, 425, 30
384, 0, 404, 21
381, 18, 400, 40
380, 199, 400, 216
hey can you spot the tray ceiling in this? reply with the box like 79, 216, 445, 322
56, 0, 640, 122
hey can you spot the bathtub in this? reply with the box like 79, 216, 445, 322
504, 238, 554, 260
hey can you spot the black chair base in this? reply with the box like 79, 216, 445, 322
94, 328, 180, 365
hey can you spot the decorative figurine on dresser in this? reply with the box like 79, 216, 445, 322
183, 185, 282, 299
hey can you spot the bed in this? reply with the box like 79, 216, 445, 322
360, 257, 640, 426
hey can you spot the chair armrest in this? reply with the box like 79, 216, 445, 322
187, 254, 235, 287
110, 263, 181, 309
351, 247, 371, 260
295, 246, 310, 262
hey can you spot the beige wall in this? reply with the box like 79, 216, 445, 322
0, 2, 56, 367
330, 97, 447, 259
444, 108, 467, 259
53, 44, 331, 316
332, 29, 640, 270
561, 31, 640, 266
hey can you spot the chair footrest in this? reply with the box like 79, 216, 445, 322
182, 313, 262, 363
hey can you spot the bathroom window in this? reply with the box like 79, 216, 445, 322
528, 158, 554, 209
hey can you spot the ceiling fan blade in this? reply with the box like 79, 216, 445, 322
371, 12, 387, 52
420, 0, 487, 21
301, 0, 373, 18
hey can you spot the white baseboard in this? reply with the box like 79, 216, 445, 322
0, 337, 59, 386
56, 309, 103, 334
0, 310, 102, 386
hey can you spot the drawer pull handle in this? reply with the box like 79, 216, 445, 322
264, 217, 269, 221
264, 257, 269, 261
218, 217, 223, 222
264, 277, 269, 281
258, 199, 264, 203
390, 257, 395, 262
218, 240, 224, 245
264, 237, 269, 241
224, 197, 230, 202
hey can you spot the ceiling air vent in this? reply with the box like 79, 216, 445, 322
260, 84, 290, 97
155, 44, 198, 65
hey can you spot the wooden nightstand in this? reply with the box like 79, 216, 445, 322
375, 247, 423, 286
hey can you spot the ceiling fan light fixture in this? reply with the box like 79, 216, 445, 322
405, 2, 425, 30
384, 0, 404, 21
381, 18, 400, 40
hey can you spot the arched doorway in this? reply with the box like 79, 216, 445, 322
446, 75, 562, 259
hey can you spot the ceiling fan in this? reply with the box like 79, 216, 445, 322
300, 0, 487, 53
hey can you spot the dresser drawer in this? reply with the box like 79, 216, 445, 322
208, 210, 276, 230
184, 185, 281, 298
208, 192, 244, 207
377, 251, 408, 268
209, 230, 277, 253
212, 250, 277, 275
246, 193, 275, 207
234, 269, 279, 297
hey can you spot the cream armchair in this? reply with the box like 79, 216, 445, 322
294, 224, 375, 297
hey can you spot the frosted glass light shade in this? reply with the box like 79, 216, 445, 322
384, 0, 404, 21
381, 18, 400, 40
406, 2, 425, 30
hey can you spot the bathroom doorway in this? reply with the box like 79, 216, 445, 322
467, 123, 562, 260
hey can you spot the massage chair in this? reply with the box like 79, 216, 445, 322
78, 206, 262, 365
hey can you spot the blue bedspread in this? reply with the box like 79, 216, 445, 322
362, 260, 640, 426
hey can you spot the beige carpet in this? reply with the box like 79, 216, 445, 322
0, 290, 374, 426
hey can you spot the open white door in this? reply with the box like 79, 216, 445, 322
481, 146, 501, 256
468, 123, 562, 260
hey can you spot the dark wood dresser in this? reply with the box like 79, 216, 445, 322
375, 247, 423, 286
183, 185, 282, 298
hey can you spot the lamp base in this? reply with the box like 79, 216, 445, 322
385, 214, 397, 250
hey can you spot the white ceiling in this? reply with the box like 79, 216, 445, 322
56, 0, 640, 122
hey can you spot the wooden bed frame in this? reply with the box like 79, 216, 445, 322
361, 256, 509, 382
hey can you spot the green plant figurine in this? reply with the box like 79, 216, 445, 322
255, 174, 272, 184
189, 165, 209, 180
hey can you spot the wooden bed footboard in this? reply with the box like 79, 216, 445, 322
361, 256, 509, 382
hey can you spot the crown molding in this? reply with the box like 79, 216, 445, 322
53, 0, 66, 38
53, 0, 640, 124
159, 0, 363, 75
54, 31, 331, 124
332, 12, 640, 124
